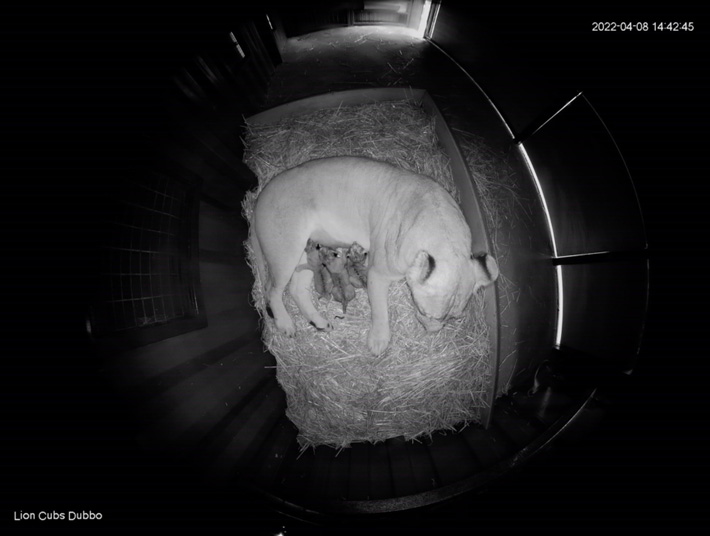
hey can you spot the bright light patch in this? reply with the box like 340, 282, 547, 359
229, 32, 246, 58
516, 143, 563, 345
417, 0, 433, 38
555, 265, 564, 347
516, 143, 558, 257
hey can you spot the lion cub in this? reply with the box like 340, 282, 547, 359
295, 239, 333, 299
322, 247, 356, 315
295, 240, 367, 316
346, 242, 368, 288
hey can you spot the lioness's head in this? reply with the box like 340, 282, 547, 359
406, 250, 499, 332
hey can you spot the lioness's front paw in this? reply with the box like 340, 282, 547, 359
367, 325, 390, 355
307, 312, 333, 332
275, 317, 296, 337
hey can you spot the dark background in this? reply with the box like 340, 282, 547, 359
3, 1, 708, 533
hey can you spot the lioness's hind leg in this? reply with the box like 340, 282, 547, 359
260, 242, 305, 338
266, 283, 295, 336
249, 231, 282, 323
289, 265, 333, 332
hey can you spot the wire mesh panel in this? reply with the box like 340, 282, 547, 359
90, 172, 205, 347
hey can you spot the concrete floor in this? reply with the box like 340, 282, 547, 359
263, 25, 512, 151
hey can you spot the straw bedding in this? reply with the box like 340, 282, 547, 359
241, 100, 493, 449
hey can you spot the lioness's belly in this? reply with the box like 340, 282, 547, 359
308, 218, 371, 251
262, 156, 431, 252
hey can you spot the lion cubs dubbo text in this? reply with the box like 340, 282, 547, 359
251, 156, 499, 355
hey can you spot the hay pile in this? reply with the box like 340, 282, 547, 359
242, 100, 460, 202
242, 101, 492, 449
456, 129, 526, 339
455, 129, 525, 261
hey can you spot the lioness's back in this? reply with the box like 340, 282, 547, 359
266, 156, 437, 200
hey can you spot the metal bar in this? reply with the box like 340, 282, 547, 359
514, 91, 584, 145
552, 249, 649, 266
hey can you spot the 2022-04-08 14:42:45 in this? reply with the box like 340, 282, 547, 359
591, 21, 695, 31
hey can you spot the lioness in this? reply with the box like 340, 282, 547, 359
250, 156, 499, 355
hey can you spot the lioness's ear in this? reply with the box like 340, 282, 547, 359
473, 253, 499, 292
408, 250, 436, 283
